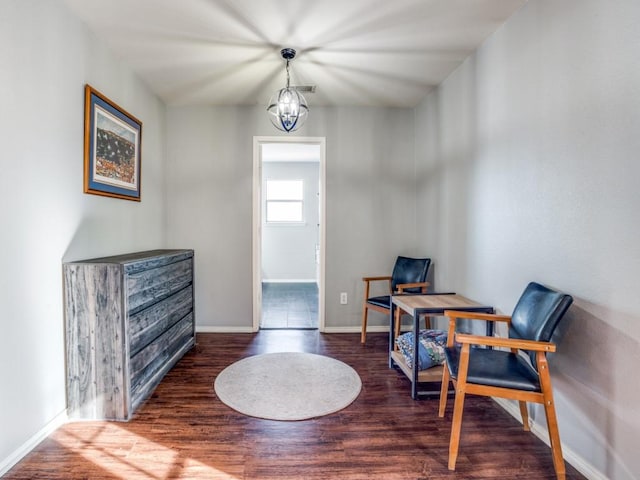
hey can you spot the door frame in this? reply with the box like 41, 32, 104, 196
252, 136, 326, 332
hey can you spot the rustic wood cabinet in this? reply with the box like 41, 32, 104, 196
63, 249, 195, 421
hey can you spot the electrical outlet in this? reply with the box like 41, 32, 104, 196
340, 292, 348, 304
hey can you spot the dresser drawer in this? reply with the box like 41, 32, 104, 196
126, 259, 193, 314
128, 286, 193, 357
129, 313, 194, 404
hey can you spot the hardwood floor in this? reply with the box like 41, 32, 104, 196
5, 331, 586, 479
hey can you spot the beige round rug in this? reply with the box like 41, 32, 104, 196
214, 352, 362, 421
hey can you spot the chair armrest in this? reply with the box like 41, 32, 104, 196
362, 276, 393, 299
444, 310, 511, 323
455, 333, 557, 353
362, 276, 392, 282
445, 311, 511, 347
396, 281, 430, 293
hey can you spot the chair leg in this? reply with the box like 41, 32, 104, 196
448, 344, 470, 471
543, 391, 565, 479
361, 305, 369, 344
394, 313, 430, 343
394, 307, 401, 341
448, 386, 466, 470
537, 353, 565, 480
519, 401, 530, 431
438, 364, 450, 417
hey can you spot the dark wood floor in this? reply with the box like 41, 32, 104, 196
6, 331, 586, 479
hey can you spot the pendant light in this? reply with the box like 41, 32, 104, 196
267, 48, 308, 133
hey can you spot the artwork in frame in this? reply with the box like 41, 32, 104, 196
84, 85, 142, 201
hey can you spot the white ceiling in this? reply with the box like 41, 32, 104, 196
62, 0, 527, 108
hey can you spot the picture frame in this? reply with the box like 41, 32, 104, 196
84, 85, 142, 201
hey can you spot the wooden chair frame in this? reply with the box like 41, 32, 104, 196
360, 276, 429, 344
438, 310, 565, 479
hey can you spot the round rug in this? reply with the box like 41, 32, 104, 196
214, 352, 362, 421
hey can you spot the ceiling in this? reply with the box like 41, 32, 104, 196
62, 0, 527, 108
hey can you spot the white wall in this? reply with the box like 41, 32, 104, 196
262, 161, 319, 282
10, 1, 637, 477
166, 105, 417, 330
0, 0, 167, 473
414, 0, 640, 478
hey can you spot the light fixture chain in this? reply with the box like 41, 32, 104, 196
285, 59, 291, 89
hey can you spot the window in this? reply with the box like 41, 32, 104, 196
265, 179, 304, 223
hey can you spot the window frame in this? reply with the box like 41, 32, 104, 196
264, 179, 305, 225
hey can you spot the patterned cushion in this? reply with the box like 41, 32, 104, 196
396, 329, 448, 370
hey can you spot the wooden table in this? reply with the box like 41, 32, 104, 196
389, 293, 494, 399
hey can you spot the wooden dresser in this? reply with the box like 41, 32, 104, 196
63, 249, 195, 421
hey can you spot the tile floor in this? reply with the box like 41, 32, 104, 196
261, 282, 318, 329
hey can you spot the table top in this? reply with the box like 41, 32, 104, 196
391, 293, 493, 316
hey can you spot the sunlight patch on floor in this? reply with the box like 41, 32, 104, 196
55, 424, 239, 479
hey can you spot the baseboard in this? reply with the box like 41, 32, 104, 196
493, 398, 609, 480
196, 326, 255, 333
195, 326, 388, 334
322, 326, 417, 334
261, 279, 317, 284
0, 409, 68, 477
323, 326, 389, 334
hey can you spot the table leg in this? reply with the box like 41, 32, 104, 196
411, 310, 419, 400
389, 301, 396, 368
486, 316, 495, 337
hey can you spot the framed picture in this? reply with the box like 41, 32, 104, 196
84, 85, 142, 201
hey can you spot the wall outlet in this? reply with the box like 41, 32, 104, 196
340, 292, 348, 304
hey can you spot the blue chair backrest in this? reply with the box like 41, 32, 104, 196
509, 282, 573, 366
391, 256, 431, 293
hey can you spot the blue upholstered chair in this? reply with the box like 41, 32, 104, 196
438, 282, 573, 479
360, 256, 431, 344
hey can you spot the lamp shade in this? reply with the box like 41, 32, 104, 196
267, 87, 308, 133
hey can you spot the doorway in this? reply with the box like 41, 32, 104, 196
252, 137, 326, 332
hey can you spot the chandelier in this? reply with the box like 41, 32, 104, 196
267, 48, 308, 133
